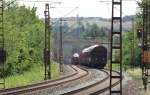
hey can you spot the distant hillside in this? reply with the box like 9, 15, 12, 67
50, 15, 133, 39
123, 15, 134, 22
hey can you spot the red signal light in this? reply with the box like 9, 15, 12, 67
137, 28, 143, 38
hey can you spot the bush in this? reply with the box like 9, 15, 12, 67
0, 2, 45, 78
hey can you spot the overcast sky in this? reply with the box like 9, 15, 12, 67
17, 0, 140, 18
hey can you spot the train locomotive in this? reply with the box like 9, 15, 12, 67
71, 53, 79, 64
72, 45, 107, 69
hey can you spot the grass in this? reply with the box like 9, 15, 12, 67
126, 68, 150, 95
107, 64, 150, 95
145, 88, 150, 95
105, 63, 122, 71
0, 62, 59, 88
127, 68, 142, 78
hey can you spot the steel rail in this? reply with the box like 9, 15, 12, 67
90, 70, 121, 95
62, 69, 120, 95
0, 65, 89, 95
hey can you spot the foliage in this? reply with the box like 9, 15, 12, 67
122, 31, 141, 67
0, 63, 59, 88
82, 23, 107, 38
122, 0, 150, 68
135, 0, 150, 28
1, 1, 46, 77
53, 19, 110, 40
132, 0, 150, 68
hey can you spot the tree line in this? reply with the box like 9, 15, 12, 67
0, 1, 45, 77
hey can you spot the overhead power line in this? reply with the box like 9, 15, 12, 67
5, 0, 61, 8
63, 7, 78, 17
17, 0, 61, 3
99, 0, 138, 2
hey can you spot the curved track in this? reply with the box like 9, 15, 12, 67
62, 69, 120, 95
0, 65, 89, 95
0, 65, 121, 95
90, 70, 120, 95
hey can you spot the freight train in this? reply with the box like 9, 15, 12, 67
72, 44, 107, 68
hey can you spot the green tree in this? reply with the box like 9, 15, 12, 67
84, 23, 106, 38
122, 31, 141, 68
1, 1, 47, 77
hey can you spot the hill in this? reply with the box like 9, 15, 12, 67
51, 15, 133, 39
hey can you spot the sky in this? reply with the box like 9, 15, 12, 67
17, 0, 140, 18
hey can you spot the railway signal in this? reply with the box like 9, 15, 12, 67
137, 28, 143, 38
44, 4, 51, 80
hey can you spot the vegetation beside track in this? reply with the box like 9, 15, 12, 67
126, 68, 150, 95
1, 0, 56, 79
0, 62, 59, 88
127, 68, 142, 77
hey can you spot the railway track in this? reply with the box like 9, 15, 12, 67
0, 65, 121, 95
62, 69, 120, 95
0, 65, 89, 95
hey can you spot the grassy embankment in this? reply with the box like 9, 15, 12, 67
0, 63, 59, 88
127, 68, 150, 95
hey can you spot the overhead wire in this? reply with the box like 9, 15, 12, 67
16, 0, 61, 3
51, 6, 78, 24
99, 0, 139, 2
50, 6, 79, 39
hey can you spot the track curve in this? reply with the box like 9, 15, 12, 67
62, 69, 120, 95
0, 65, 89, 95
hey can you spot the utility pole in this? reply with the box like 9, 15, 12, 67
59, 18, 63, 72
110, 0, 122, 94
43, 1, 61, 80
54, 32, 58, 62
131, 17, 135, 68
44, 3, 51, 80
0, 0, 6, 89
142, 0, 150, 91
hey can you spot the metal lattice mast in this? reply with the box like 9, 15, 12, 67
110, 0, 122, 94
0, 0, 6, 89
54, 32, 58, 62
131, 17, 135, 68
142, 0, 150, 90
44, 3, 51, 80
59, 18, 63, 72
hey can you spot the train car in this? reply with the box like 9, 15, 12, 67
79, 45, 107, 68
71, 53, 79, 64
